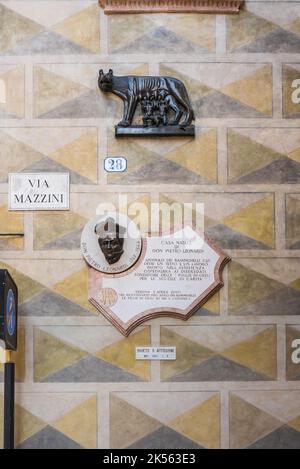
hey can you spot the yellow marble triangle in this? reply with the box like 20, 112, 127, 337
34, 66, 88, 117
203, 292, 219, 315
289, 415, 300, 432
167, 14, 215, 51
49, 130, 97, 183
34, 210, 86, 250
14, 401, 46, 446
0, 261, 44, 304
0, 131, 43, 182
223, 327, 277, 379
54, 396, 97, 448
165, 129, 217, 182
285, 19, 300, 37
222, 195, 274, 248
53, 4, 99, 53
96, 328, 151, 380
110, 394, 161, 449
228, 129, 282, 182
160, 327, 215, 381
290, 278, 300, 292
0, 4, 43, 54
230, 394, 282, 448
169, 395, 220, 448
0, 204, 23, 234
53, 268, 96, 313
227, 9, 277, 52
109, 14, 154, 52
288, 148, 300, 164
221, 65, 272, 116
119, 193, 152, 233
160, 65, 212, 100
34, 328, 87, 381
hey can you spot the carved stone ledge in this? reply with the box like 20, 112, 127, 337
99, 0, 244, 15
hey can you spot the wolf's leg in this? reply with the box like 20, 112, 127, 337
169, 98, 183, 125
168, 83, 194, 126
118, 99, 129, 126
127, 96, 138, 124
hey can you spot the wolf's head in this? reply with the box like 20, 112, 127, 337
98, 69, 113, 91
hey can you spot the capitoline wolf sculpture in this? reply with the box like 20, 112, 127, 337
98, 69, 195, 137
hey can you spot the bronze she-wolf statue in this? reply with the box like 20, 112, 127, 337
98, 69, 195, 137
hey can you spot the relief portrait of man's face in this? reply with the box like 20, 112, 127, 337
95, 217, 126, 265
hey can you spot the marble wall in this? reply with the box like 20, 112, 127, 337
0, 0, 300, 449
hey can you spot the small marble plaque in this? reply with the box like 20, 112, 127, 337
9, 173, 69, 211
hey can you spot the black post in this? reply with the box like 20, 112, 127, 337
4, 361, 15, 449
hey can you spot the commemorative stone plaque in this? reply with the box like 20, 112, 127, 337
81, 214, 230, 336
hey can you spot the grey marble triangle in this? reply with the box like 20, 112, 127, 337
166, 355, 271, 382
21, 157, 92, 184
43, 355, 143, 382
194, 306, 216, 316
114, 158, 209, 185
236, 286, 300, 316
113, 26, 209, 54
5, 30, 90, 55
247, 425, 300, 449
236, 28, 300, 54
206, 224, 271, 250
195, 90, 265, 118
128, 425, 204, 449
39, 89, 119, 119
234, 157, 300, 184
43, 227, 83, 250
19, 289, 94, 316
17, 425, 83, 449
289, 240, 300, 250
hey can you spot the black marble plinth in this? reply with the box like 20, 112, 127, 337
115, 125, 195, 138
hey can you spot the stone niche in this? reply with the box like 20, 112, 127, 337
98, 0, 244, 15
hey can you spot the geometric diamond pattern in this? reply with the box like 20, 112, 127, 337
228, 128, 300, 184
161, 192, 275, 250
34, 326, 151, 382
0, 127, 98, 184
108, 14, 216, 54
228, 259, 300, 316
0, 3, 100, 55
0, 393, 97, 449
227, 6, 300, 53
107, 128, 217, 184
230, 391, 300, 448
160, 325, 277, 381
110, 392, 220, 448
33, 63, 149, 118
0, 260, 97, 317
160, 63, 273, 118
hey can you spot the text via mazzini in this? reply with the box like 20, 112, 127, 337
9, 173, 70, 210
103, 453, 196, 466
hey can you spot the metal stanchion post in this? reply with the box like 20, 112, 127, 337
3, 351, 15, 449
